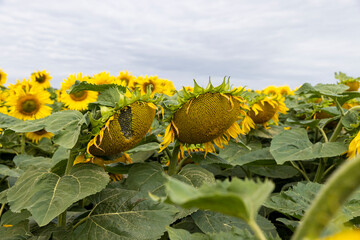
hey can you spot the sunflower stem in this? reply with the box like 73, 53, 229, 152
290, 161, 310, 182
176, 157, 189, 174
0, 203, 5, 217
168, 141, 180, 176
248, 219, 267, 240
20, 133, 26, 154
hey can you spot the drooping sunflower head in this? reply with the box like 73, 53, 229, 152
59, 73, 98, 111
87, 89, 160, 157
25, 129, 54, 143
242, 94, 288, 132
6, 80, 53, 120
0, 69, 7, 86
30, 70, 52, 88
160, 78, 248, 156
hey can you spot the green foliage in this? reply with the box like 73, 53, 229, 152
6, 164, 109, 226
270, 128, 347, 164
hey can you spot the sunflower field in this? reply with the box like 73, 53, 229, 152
1, 69, 360, 240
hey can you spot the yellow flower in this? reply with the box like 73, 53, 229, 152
243, 95, 288, 131
320, 229, 360, 240
6, 80, 53, 120
30, 70, 52, 88
90, 71, 117, 85
117, 70, 136, 89
160, 80, 247, 157
347, 131, 360, 159
25, 129, 54, 143
138, 75, 163, 95
0, 69, 7, 86
183, 86, 194, 93
278, 85, 294, 96
262, 86, 279, 96
59, 73, 98, 111
160, 79, 176, 96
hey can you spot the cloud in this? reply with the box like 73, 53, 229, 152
0, 0, 360, 89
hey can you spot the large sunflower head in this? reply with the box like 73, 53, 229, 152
30, 70, 52, 89
25, 129, 54, 143
242, 94, 288, 131
0, 69, 7, 86
59, 73, 98, 111
6, 80, 53, 120
87, 89, 160, 157
160, 78, 248, 156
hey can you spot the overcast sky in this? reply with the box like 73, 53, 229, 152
1, 0, 360, 90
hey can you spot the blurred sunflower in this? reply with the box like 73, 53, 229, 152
87, 90, 159, 157
242, 95, 288, 132
138, 75, 163, 95
117, 70, 136, 89
59, 73, 98, 111
320, 229, 360, 240
160, 79, 248, 157
0, 69, 7, 86
347, 131, 360, 159
30, 70, 52, 88
278, 85, 294, 96
262, 86, 278, 96
159, 79, 176, 96
90, 71, 117, 85
26, 129, 54, 143
6, 80, 53, 120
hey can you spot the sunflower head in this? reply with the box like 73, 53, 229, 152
59, 73, 98, 111
90, 72, 117, 85
30, 70, 52, 88
262, 86, 279, 96
160, 78, 247, 156
6, 80, 53, 120
117, 71, 136, 89
278, 85, 295, 96
0, 69, 7, 86
26, 129, 54, 143
87, 89, 160, 157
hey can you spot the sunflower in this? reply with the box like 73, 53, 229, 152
278, 85, 295, 96
347, 131, 360, 159
137, 75, 163, 95
87, 90, 159, 157
262, 86, 279, 96
0, 69, 7, 86
30, 70, 52, 88
160, 79, 176, 96
25, 129, 54, 143
59, 73, 98, 111
242, 95, 288, 131
320, 229, 360, 240
160, 79, 248, 157
6, 80, 53, 120
89, 71, 117, 85
117, 70, 136, 89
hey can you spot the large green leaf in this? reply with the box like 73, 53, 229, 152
68, 81, 126, 95
45, 110, 86, 149
0, 210, 31, 226
0, 113, 23, 129
0, 220, 30, 240
296, 83, 348, 97
264, 182, 360, 223
13, 155, 52, 170
7, 164, 109, 226
90, 86, 126, 107
0, 165, 22, 178
270, 128, 347, 164
166, 227, 208, 240
73, 188, 178, 240
164, 177, 274, 222
192, 210, 276, 236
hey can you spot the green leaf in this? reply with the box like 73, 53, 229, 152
29, 225, 72, 240
166, 227, 208, 240
45, 110, 86, 149
264, 182, 321, 219
342, 110, 360, 130
286, 119, 320, 128
0, 113, 23, 129
247, 165, 298, 179
296, 83, 348, 97
164, 177, 274, 222
13, 155, 52, 170
68, 81, 126, 94
7, 164, 109, 226
0, 210, 31, 226
90, 87, 124, 107
73, 188, 178, 240
192, 210, 276, 236
0, 220, 30, 240
270, 128, 347, 164
0, 165, 22, 178
175, 164, 215, 188
127, 142, 160, 153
